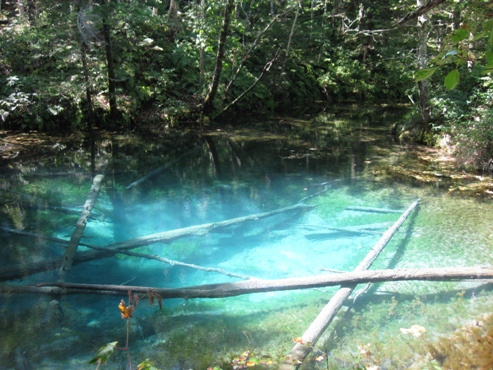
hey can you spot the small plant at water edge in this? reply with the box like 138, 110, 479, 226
89, 290, 162, 370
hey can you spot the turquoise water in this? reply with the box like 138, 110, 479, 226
1, 108, 493, 369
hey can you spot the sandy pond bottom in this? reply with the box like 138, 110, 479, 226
1, 180, 493, 370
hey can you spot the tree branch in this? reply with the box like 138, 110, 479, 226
395, 0, 448, 25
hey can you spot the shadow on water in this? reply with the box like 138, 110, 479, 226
1, 107, 493, 369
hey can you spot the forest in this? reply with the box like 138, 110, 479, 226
1, 0, 493, 170
2, 2, 493, 370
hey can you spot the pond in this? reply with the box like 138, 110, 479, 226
1, 107, 493, 370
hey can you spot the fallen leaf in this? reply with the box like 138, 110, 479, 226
400, 324, 426, 337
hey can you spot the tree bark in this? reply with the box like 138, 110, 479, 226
81, 42, 94, 128
201, 0, 234, 116
57, 174, 104, 281
345, 206, 403, 214
1, 226, 250, 279
0, 203, 314, 282
285, 0, 301, 58
395, 0, 447, 25
417, 0, 432, 139
7, 266, 491, 297
280, 199, 420, 369
102, 7, 118, 124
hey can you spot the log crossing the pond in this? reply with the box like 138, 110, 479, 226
16, 266, 492, 297
280, 199, 420, 369
0, 202, 313, 282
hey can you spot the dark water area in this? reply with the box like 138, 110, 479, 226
1, 107, 493, 369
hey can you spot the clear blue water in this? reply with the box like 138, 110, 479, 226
1, 108, 493, 369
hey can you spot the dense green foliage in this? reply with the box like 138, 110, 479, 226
0, 0, 492, 170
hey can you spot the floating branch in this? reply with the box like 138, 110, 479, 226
2, 266, 491, 297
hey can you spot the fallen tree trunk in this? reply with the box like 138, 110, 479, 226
58, 174, 104, 281
125, 146, 199, 190
345, 206, 403, 214
0, 203, 314, 282
3, 266, 492, 297
280, 199, 420, 369
1, 227, 250, 280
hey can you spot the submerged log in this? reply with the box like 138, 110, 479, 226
345, 206, 403, 214
0, 202, 314, 282
280, 199, 420, 369
3, 266, 492, 297
58, 174, 104, 281
1, 227, 249, 280
126, 146, 199, 190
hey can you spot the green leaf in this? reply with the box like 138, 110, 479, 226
486, 50, 493, 67
451, 28, 468, 42
414, 68, 437, 82
137, 358, 161, 370
444, 70, 460, 90
484, 18, 493, 32
88, 341, 118, 364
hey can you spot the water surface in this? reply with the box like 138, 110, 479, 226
1, 107, 492, 369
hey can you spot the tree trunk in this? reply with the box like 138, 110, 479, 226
57, 174, 104, 281
417, 0, 432, 140
102, 11, 118, 123
345, 206, 403, 214
280, 199, 419, 369
199, 0, 205, 84
81, 42, 94, 128
285, 0, 301, 58
201, 0, 234, 116
0, 203, 314, 282
11, 266, 493, 297
396, 0, 447, 25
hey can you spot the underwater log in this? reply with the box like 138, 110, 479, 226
57, 174, 104, 282
0, 202, 314, 282
6, 266, 493, 297
345, 206, 404, 213
125, 146, 199, 190
280, 198, 420, 370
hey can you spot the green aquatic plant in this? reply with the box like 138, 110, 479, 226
427, 313, 493, 369
90, 290, 162, 370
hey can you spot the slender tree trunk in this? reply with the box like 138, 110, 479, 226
17, 0, 26, 18
201, 0, 234, 116
81, 42, 94, 128
199, 0, 206, 84
417, 0, 431, 141
285, 0, 301, 58
102, 12, 118, 124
